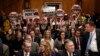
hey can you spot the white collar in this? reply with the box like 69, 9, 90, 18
90, 28, 96, 34
67, 51, 73, 56
23, 51, 30, 56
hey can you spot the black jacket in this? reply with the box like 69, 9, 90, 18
16, 50, 37, 56
58, 50, 80, 56
81, 29, 100, 56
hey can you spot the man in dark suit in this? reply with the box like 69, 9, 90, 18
81, 22, 100, 56
24, 34, 39, 54
17, 41, 36, 56
70, 29, 82, 51
58, 39, 80, 56
34, 27, 42, 44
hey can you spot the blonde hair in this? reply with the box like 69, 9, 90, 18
43, 30, 52, 40
40, 41, 52, 56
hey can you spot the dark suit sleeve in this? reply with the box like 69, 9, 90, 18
58, 50, 63, 56
75, 50, 81, 56
81, 32, 89, 56
16, 50, 23, 56
58, 50, 67, 56
96, 29, 100, 52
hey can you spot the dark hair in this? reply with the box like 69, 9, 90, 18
15, 30, 23, 39
63, 14, 68, 20
74, 29, 80, 33
85, 22, 96, 27
29, 29, 34, 33
34, 12, 39, 15
58, 31, 65, 41
24, 34, 32, 40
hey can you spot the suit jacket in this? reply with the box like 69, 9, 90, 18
70, 37, 82, 50
58, 50, 80, 56
31, 42, 39, 54
17, 50, 37, 56
34, 34, 42, 44
81, 28, 100, 56
3, 44, 9, 56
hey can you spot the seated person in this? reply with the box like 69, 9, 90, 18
38, 41, 58, 56
24, 34, 39, 54
16, 41, 36, 56
58, 39, 80, 56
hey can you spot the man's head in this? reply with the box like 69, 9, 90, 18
64, 39, 75, 53
75, 29, 81, 37
85, 22, 96, 32
30, 30, 35, 37
24, 34, 32, 42
34, 27, 40, 35
23, 26, 27, 32
23, 41, 32, 52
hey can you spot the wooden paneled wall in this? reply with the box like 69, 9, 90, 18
0, 0, 100, 15
0, 0, 24, 15
82, 0, 95, 15
30, 0, 75, 15
95, 0, 100, 14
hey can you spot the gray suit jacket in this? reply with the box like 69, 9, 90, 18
31, 42, 39, 54
3, 44, 9, 56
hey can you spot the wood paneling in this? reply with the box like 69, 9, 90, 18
95, 0, 100, 14
82, 0, 95, 15
0, 0, 24, 15
0, 0, 100, 15
30, 0, 75, 15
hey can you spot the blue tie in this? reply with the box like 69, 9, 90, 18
85, 32, 93, 53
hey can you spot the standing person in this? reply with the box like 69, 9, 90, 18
70, 29, 82, 52
39, 14, 48, 35
58, 39, 80, 56
69, 14, 77, 29
81, 22, 100, 56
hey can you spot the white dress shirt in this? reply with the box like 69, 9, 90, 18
90, 29, 98, 52
24, 51, 30, 56
67, 51, 73, 56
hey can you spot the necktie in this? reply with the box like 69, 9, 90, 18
76, 38, 80, 49
69, 52, 71, 56
85, 32, 93, 53
25, 52, 28, 56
